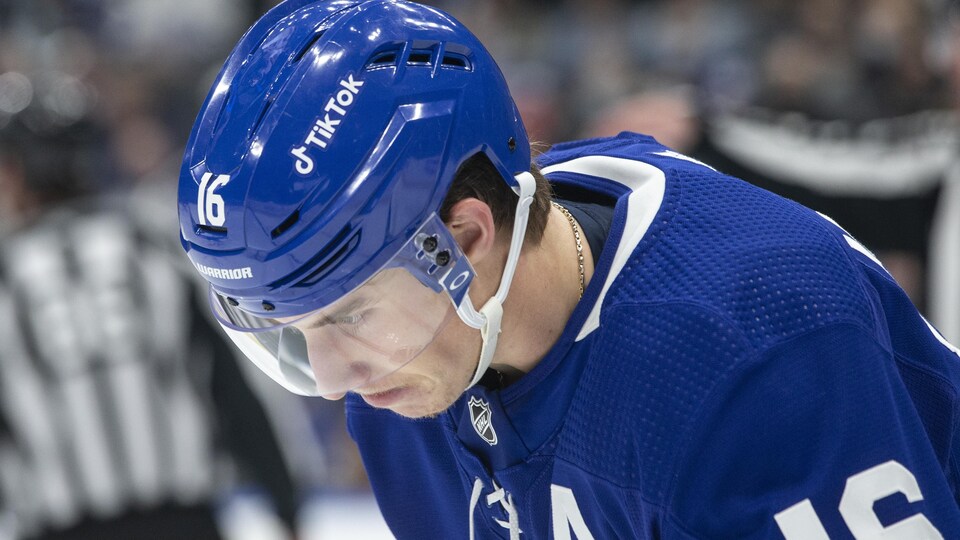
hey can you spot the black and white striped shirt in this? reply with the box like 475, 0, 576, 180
0, 194, 297, 539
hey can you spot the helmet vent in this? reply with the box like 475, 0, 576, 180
198, 224, 227, 235
440, 53, 470, 70
249, 97, 275, 140
271, 209, 301, 239
407, 49, 433, 66
296, 228, 361, 287
366, 48, 401, 70
293, 30, 327, 63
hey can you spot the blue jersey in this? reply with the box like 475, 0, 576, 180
346, 133, 960, 539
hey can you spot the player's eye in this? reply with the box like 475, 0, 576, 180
296, 296, 373, 331
335, 312, 365, 325
333, 310, 373, 337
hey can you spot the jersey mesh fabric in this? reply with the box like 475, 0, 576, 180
860, 260, 960, 480
556, 164, 877, 504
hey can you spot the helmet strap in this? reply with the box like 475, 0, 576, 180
461, 171, 536, 390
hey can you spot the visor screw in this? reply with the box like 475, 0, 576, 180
435, 250, 451, 266
262, 301, 276, 312
422, 235, 439, 252
508, 137, 516, 152
226, 297, 239, 307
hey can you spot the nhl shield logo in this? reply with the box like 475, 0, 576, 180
469, 396, 498, 446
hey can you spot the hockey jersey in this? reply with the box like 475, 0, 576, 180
346, 133, 960, 539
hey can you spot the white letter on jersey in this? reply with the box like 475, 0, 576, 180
839, 461, 943, 539
550, 485, 596, 540
775, 460, 943, 539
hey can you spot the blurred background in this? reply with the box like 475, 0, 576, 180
0, 0, 957, 538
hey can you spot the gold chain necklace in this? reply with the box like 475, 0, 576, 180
551, 201, 585, 299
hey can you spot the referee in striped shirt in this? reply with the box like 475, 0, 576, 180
0, 73, 300, 540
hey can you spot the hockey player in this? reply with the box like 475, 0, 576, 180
177, 1, 960, 538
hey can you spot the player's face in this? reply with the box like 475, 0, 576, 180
291, 269, 451, 382
343, 312, 482, 418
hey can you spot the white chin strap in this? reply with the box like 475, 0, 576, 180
456, 171, 536, 390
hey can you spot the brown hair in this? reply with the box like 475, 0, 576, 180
439, 148, 553, 245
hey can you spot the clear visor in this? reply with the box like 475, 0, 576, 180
209, 213, 474, 397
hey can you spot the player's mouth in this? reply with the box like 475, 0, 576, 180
360, 386, 410, 408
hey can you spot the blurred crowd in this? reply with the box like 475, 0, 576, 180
3, 0, 958, 291
0, 0, 958, 538
433, 0, 958, 141
3, 0, 956, 194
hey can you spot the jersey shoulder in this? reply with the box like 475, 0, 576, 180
549, 134, 890, 498
600, 145, 879, 350
539, 131, 714, 177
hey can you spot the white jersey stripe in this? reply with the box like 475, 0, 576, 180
542, 155, 667, 341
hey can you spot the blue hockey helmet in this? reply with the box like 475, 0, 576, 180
178, 0, 532, 396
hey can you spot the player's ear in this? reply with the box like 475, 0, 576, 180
445, 198, 497, 263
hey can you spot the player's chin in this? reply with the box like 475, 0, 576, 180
395, 401, 451, 419
357, 373, 463, 418
381, 396, 447, 419
368, 388, 456, 419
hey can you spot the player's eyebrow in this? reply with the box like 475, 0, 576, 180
298, 296, 372, 330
